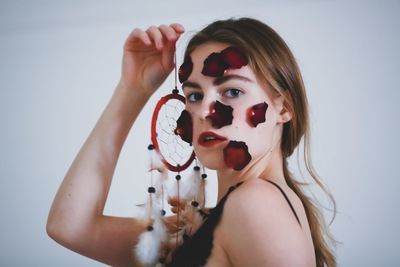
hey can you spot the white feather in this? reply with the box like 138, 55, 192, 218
134, 230, 162, 265
149, 149, 166, 172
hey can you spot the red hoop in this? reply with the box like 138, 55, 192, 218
151, 92, 196, 172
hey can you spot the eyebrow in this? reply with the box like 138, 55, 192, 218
181, 74, 253, 90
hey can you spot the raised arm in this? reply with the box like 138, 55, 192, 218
46, 23, 185, 267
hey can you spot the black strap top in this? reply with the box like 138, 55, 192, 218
166, 179, 301, 267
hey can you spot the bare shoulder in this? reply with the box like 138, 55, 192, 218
217, 179, 314, 267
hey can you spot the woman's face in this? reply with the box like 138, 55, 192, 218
180, 42, 283, 171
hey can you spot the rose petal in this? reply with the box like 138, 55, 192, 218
221, 46, 248, 69
206, 100, 233, 129
178, 56, 193, 83
174, 110, 193, 143
201, 52, 229, 77
223, 141, 252, 171
248, 102, 268, 127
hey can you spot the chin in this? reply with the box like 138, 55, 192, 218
194, 149, 225, 170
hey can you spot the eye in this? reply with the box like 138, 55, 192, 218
186, 92, 203, 103
224, 88, 243, 98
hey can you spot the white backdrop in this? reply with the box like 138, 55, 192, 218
0, 0, 399, 266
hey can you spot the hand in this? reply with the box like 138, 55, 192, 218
118, 23, 185, 96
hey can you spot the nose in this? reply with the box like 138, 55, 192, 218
198, 97, 216, 121
198, 99, 215, 122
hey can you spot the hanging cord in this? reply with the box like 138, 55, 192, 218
175, 172, 181, 250
174, 50, 178, 91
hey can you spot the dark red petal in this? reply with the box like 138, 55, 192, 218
223, 141, 252, 171
248, 102, 268, 127
178, 56, 193, 83
206, 100, 233, 129
221, 46, 248, 69
174, 110, 193, 143
201, 52, 229, 77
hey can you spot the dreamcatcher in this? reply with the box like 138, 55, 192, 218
133, 51, 209, 266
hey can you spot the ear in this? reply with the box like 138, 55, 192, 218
274, 95, 292, 124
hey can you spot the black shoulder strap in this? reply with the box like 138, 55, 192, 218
265, 180, 302, 227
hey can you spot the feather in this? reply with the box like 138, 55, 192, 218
134, 204, 168, 265
134, 229, 161, 265
181, 205, 205, 236
149, 149, 166, 172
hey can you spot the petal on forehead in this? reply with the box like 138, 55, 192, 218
178, 56, 193, 83
201, 52, 229, 77
221, 46, 248, 69
201, 46, 248, 78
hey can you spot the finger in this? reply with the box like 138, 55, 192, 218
126, 28, 151, 46
169, 23, 185, 34
146, 25, 163, 50
159, 24, 178, 42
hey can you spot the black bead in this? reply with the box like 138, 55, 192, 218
172, 88, 179, 94
147, 225, 153, 231
147, 144, 154, 150
161, 209, 166, 216
201, 173, 207, 179
148, 186, 156, 193
175, 174, 181, 181
193, 166, 200, 171
191, 200, 199, 207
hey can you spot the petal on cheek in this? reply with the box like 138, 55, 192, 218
178, 56, 193, 83
223, 141, 252, 171
248, 102, 268, 127
174, 110, 193, 143
206, 100, 233, 129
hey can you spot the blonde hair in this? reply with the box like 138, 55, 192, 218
184, 17, 337, 267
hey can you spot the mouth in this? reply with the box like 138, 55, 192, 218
198, 131, 228, 147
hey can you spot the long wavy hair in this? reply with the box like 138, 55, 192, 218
183, 17, 337, 267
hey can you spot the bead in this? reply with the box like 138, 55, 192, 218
191, 200, 199, 207
161, 209, 166, 216
175, 174, 181, 181
201, 173, 207, 179
147, 144, 154, 150
193, 166, 200, 171
148, 187, 156, 193
147, 225, 153, 231
172, 88, 179, 94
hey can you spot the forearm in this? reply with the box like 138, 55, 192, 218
47, 83, 151, 234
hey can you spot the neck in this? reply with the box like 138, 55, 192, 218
215, 146, 286, 203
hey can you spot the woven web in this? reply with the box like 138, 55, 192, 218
156, 98, 193, 168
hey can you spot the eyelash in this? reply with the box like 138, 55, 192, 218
186, 88, 243, 103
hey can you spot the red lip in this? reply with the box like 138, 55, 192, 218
198, 131, 228, 147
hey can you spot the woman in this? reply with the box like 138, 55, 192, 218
47, 17, 336, 267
